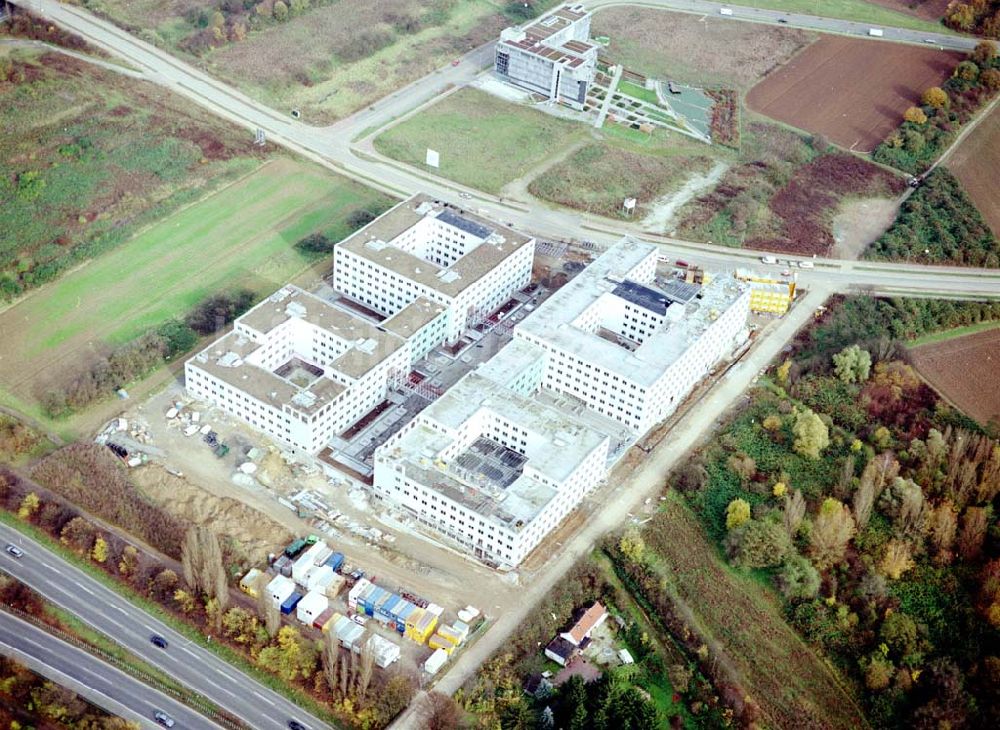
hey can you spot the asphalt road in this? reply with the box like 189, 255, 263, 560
0, 524, 328, 730
0, 610, 218, 730
585, 0, 979, 51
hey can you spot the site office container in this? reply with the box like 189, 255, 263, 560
347, 578, 372, 610
428, 634, 456, 655
314, 607, 336, 631
436, 624, 463, 646
404, 608, 439, 644
280, 592, 303, 615
312, 545, 333, 567
325, 552, 345, 572
292, 542, 327, 585
362, 587, 391, 617
394, 602, 416, 634
376, 595, 403, 622
239, 568, 263, 596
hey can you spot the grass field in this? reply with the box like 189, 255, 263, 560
528, 129, 715, 218
0, 47, 266, 300
373, 88, 589, 193
0, 158, 392, 420
593, 7, 814, 91
95, 0, 511, 123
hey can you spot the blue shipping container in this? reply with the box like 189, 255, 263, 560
324, 552, 345, 572
394, 602, 416, 633
280, 592, 303, 615
378, 595, 402, 620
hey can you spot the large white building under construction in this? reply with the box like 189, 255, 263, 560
185, 196, 534, 454
494, 4, 598, 110
372, 238, 750, 567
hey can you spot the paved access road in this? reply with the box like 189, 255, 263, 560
0, 610, 218, 730
0, 524, 328, 730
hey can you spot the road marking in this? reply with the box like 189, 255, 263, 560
41, 561, 56, 570
74, 582, 95, 596
112, 605, 128, 615
252, 690, 275, 706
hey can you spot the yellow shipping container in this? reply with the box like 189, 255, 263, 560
428, 634, 455, 654
404, 608, 438, 644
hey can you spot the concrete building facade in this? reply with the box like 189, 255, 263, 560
494, 4, 598, 109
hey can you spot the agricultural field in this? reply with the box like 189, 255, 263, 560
0, 47, 265, 300
91, 0, 514, 122
947, 105, 1000, 237
910, 327, 1000, 425
746, 36, 962, 152
868, 0, 951, 20
0, 158, 392, 423
373, 87, 589, 194
527, 128, 715, 219
592, 7, 813, 91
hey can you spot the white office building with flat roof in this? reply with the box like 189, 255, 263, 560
515, 238, 751, 435
373, 348, 610, 567
333, 195, 535, 344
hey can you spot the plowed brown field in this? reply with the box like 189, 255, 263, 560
747, 36, 961, 152
910, 328, 1000, 424
946, 105, 1000, 237
868, 0, 950, 21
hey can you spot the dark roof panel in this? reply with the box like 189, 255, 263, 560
437, 210, 493, 239
662, 279, 701, 304
612, 280, 671, 316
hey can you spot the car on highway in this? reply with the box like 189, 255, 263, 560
798, 261, 815, 269
150, 634, 168, 649
675, 259, 689, 268
451, 58, 461, 66
289, 720, 308, 730
4, 544, 24, 559
153, 710, 175, 728
777, 18, 788, 23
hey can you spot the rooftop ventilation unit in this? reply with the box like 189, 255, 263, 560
292, 391, 317, 408
218, 352, 243, 368
285, 301, 307, 318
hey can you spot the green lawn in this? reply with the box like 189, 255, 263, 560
373, 88, 589, 194
726, 0, 949, 32
0, 157, 393, 418
617, 78, 661, 106
909, 319, 1000, 346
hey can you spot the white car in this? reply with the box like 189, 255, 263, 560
4, 544, 24, 558
798, 261, 815, 269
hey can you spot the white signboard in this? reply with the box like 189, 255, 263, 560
425, 148, 440, 168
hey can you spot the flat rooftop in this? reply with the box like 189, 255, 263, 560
517, 238, 748, 388
382, 368, 609, 530
336, 194, 533, 298
189, 286, 406, 415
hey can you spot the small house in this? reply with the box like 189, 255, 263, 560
560, 601, 608, 647
544, 636, 577, 667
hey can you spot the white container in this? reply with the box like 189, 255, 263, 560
424, 648, 448, 675
165, 408, 178, 420
868, 28, 884, 37
199, 424, 212, 435
183, 425, 199, 437
719, 8, 733, 15
296, 590, 329, 625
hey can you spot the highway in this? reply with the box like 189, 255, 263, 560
0, 523, 328, 730
0, 610, 219, 730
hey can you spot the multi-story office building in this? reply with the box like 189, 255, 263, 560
515, 238, 751, 435
372, 346, 610, 567
185, 287, 442, 453
333, 195, 535, 344
494, 4, 598, 110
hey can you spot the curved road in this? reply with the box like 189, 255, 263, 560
14, 0, 1000, 299
0, 523, 328, 730
0, 610, 220, 730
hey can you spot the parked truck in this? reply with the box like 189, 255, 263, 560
868, 28, 884, 37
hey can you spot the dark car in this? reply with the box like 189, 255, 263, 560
777, 18, 788, 23
153, 710, 175, 728
288, 721, 307, 730
150, 635, 168, 649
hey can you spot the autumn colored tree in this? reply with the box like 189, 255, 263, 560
726, 498, 751, 530
922, 86, 950, 109
423, 691, 462, 730
91, 536, 109, 564
810, 498, 856, 569
879, 540, 915, 580
958, 506, 990, 560
904, 106, 928, 125
971, 40, 997, 66
793, 408, 829, 459
784, 489, 806, 538
833, 344, 872, 383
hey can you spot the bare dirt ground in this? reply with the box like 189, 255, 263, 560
127, 382, 516, 616
910, 328, 1000, 425
831, 197, 900, 260
592, 7, 814, 90
946, 104, 1000, 238
746, 36, 962, 152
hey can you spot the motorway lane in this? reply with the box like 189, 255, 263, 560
585, 0, 978, 51
17, 0, 1000, 300
0, 611, 218, 730
0, 524, 328, 730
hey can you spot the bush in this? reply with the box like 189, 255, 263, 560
186, 290, 254, 335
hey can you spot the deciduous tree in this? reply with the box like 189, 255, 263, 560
810, 498, 856, 569
833, 344, 872, 383
793, 408, 829, 459
726, 498, 750, 530
904, 106, 928, 125
922, 86, 949, 109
